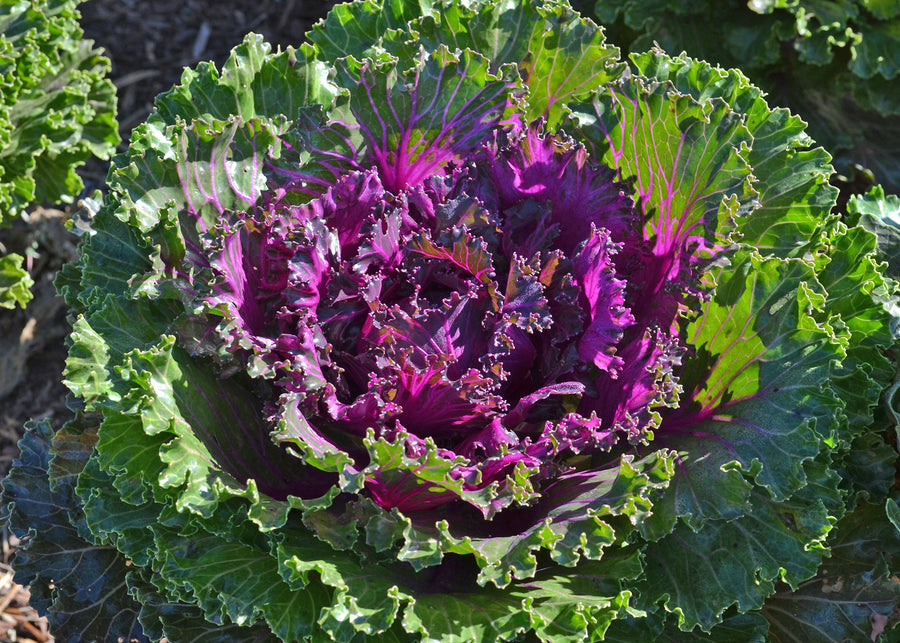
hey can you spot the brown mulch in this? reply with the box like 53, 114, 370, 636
0, 1, 338, 641
0, 527, 52, 643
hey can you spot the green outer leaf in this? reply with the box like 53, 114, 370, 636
579, 0, 900, 191
308, 0, 436, 61
364, 429, 507, 523
850, 20, 900, 79
81, 398, 651, 643
639, 460, 841, 632
628, 49, 837, 258
570, 69, 754, 253
277, 528, 415, 641
407, 552, 641, 643
113, 113, 278, 234
887, 498, 900, 535
400, 0, 624, 127
812, 225, 895, 451
639, 235, 892, 630
848, 184, 900, 281
84, 416, 652, 643
63, 314, 117, 407
289, 449, 674, 596
280, 531, 641, 643
600, 49, 896, 634
60, 293, 185, 414
642, 254, 841, 630
838, 431, 897, 505
93, 333, 331, 514
861, 0, 900, 20
75, 397, 329, 640
154, 531, 325, 641
662, 252, 841, 523
0, 420, 147, 642
762, 500, 900, 642
652, 612, 770, 642
311, 0, 626, 131
111, 33, 337, 234
153, 37, 338, 126
128, 572, 278, 643
601, 610, 667, 642
77, 455, 310, 641
274, 392, 355, 475
0, 252, 33, 308
55, 203, 155, 312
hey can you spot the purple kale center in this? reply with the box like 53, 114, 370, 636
201, 122, 693, 513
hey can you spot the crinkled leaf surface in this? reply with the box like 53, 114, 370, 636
112, 33, 337, 233
400, 0, 625, 127
128, 573, 278, 643
639, 460, 841, 631
0, 0, 118, 222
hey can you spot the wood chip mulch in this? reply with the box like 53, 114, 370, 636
0, 527, 51, 643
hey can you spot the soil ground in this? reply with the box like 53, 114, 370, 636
0, 1, 337, 640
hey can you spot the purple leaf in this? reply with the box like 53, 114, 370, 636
481, 122, 638, 254
571, 227, 634, 375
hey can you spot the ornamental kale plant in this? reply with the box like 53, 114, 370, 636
0, 0, 117, 220
4, 0, 900, 641
571, 0, 900, 193
0, 0, 118, 308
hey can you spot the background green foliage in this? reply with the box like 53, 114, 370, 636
0, 0, 118, 308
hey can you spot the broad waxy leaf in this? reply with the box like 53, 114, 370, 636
0, 421, 147, 643
762, 501, 900, 642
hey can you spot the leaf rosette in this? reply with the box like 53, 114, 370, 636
5, 1, 900, 641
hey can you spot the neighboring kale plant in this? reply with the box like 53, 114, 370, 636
4, 0, 900, 640
571, 0, 900, 194
0, 0, 118, 308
